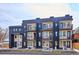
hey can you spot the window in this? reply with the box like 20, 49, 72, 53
55, 23, 58, 27
24, 33, 26, 37
63, 23, 66, 28
63, 41, 66, 46
42, 32, 49, 38
42, 24, 48, 29
38, 41, 41, 46
13, 28, 15, 31
27, 24, 36, 30
63, 31, 66, 36
15, 28, 17, 31
39, 32, 41, 37
67, 22, 71, 28
27, 25, 32, 30
55, 31, 58, 36
67, 31, 71, 39
48, 23, 53, 28
27, 32, 34, 39
24, 26, 26, 28
60, 23, 63, 28
39, 24, 41, 28
19, 28, 21, 31
60, 31, 62, 37
27, 41, 33, 47
24, 42, 26, 46
49, 32, 52, 39
19, 42, 22, 46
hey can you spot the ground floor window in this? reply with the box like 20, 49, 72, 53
49, 41, 52, 48
42, 41, 49, 48
27, 41, 33, 47
59, 40, 71, 48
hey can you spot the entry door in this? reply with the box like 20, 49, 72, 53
67, 41, 70, 48
18, 35, 22, 48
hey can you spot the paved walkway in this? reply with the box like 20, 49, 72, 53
73, 49, 79, 53
0, 48, 79, 55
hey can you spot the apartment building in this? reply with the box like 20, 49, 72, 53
9, 15, 73, 49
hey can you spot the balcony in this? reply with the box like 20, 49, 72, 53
59, 25, 72, 30
59, 22, 73, 30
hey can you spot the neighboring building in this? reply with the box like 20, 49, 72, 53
9, 15, 73, 49
72, 28, 79, 49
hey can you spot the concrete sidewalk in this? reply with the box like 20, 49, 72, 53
73, 49, 79, 53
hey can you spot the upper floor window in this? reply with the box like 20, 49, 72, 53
19, 28, 21, 31
48, 23, 53, 28
49, 32, 53, 39
67, 31, 71, 39
67, 22, 71, 28
63, 31, 66, 36
27, 25, 32, 30
27, 24, 36, 30
60, 31, 62, 37
42, 24, 48, 29
42, 23, 53, 29
55, 23, 58, 27
13, 28, 15, 31
39, 32, 41, 37
24, 33, 26, 37
60, 23, 63, 28
39, 24, 41, 28
42, 32, 49, 38
15, 28, 17, 31
55, 31, 58, 36
13, 28, 17, 31
27, 32, 34, 39
24, 26, 26, 28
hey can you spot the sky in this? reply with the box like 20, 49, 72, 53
0, 3, 79, 29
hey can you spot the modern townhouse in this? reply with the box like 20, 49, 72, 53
9, 14, 73, 50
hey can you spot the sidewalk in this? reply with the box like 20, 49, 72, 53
73, 49, 79, 53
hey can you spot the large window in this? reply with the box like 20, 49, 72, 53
27, 25, 32, 30
48, 23, 53, 28
63, 31, 66, 36
42, 24, 48, 29
49, 32, 53, 39
67, 22, 71, 28
27, 32, 34, 39
27, 41, 33, 47
67, 31, 71, 39
42, 23, 53, 29
42, 32, 49, 38
60, 31, 62, 37
27, 24, 36, 30
60, 23, 66, 29
60, 23, 63, 28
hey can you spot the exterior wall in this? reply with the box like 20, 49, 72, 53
9, 14, 73, 50
9, 26, 23, 48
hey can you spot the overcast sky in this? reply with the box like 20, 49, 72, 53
0, 3, 79, 29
